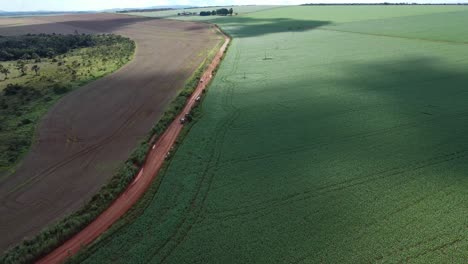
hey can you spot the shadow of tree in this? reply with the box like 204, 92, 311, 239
0, 14, 331, 40
209, 16, 331, 38
340, 56, 468, 107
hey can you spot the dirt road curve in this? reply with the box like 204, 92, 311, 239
0, 13, 222, 252
37, 28, 230, 264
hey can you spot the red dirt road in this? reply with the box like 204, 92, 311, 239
36, 29, 230, 264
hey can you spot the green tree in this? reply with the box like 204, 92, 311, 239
31, 65, 40, 76
16, 60, 27, 76
1, 67, 10, 80
72, 60, 81, 68
211, 10, 216, 15
216, 8, 229, 16
70, 69, 78, 80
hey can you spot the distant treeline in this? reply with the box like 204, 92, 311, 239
117, 8, 173, 13
0, 33, 129, 61
199, 8, 234, 16
302, 3, 468, 5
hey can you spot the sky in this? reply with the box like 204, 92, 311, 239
1, 0, 468, 12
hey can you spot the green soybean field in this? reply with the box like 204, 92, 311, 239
75, 6, 468, 263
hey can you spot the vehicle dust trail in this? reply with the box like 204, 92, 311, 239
36, 28, 230, 264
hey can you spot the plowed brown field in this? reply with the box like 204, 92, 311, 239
0, 13, 221, 252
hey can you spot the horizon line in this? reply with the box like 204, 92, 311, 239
2, 2, 468, 13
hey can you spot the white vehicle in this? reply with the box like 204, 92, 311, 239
195, 96, 201, 102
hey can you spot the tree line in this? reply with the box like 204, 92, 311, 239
0, 34, 134, 80
0, 33, 130, 61
200, 8, 234, 16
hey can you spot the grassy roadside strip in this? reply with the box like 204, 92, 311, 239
65, 27, 231, 264
0, 27, 225, 264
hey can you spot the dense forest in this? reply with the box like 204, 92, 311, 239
0, 33, 131, 61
